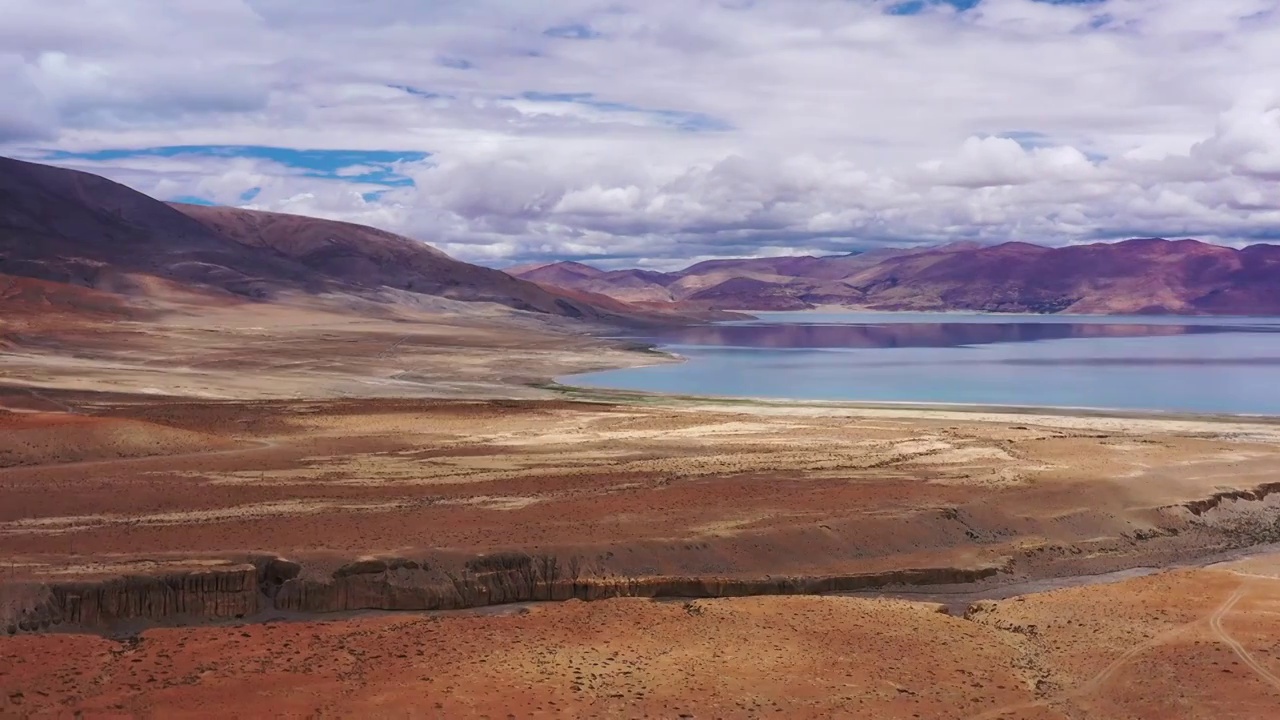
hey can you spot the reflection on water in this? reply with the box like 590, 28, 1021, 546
649, 321, 1271, 351
570, 313, 1280, 414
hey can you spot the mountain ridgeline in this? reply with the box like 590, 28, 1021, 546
510, 239, 1280, 316
0, 156, 680, 327
6, 155, 1278, 321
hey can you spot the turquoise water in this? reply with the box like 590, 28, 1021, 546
565, 312, 1280, 414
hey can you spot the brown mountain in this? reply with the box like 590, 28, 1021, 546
510, 239, 1280, 316
0, 156, 665, 326
0, 156, 318, 300
841, 238, 1280, 314
513, 262, 680, 303
511, 252, 895, 308
171, 203, 654, 322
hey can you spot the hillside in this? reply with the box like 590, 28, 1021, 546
172, 203, 648, 322
0, 156, 318, 300
510, 239, 1280, 315
0, 156, 661, 326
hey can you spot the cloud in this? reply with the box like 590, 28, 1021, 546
511, 92, 733, 132
916, 136, 1098, 188
1189, 91, 1280, 180
2, 0, 1279, 268
0, 54, 56, 143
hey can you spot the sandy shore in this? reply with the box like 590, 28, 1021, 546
0, 300, 676, 401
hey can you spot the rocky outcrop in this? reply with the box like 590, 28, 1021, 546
1181, 482, 1280, 517
4, 565, 261, 633
1176, 482, 1280, 548
271, 555, 1004, 615
4, 552, 1005, 634
10, 479, 1280, 635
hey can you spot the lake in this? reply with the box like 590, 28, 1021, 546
564, 312, 1280, 415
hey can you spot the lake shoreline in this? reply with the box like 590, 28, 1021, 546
545, 380, 1280, 424
781, 305, 1280, 319
565, 311, 1280, 417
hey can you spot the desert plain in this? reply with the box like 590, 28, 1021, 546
1, 300, 1279, 719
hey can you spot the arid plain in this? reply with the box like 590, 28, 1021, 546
3, 300, 1280, 719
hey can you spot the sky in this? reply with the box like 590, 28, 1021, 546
2, 0, 1279, 270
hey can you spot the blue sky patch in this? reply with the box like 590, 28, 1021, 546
998, 131, 1052, 149
888, 0, 1103, 14
438, 56, 474, 70
389, 84, 452, 100
389, 85, 453, 100
43, 145, 430, 187
519, 91, 732, 132
995, 131, 1106, 161
887, 0, 978, 14
170, 194, 216, 206
543, 23, 600, 39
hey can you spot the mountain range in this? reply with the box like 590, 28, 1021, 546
6, 154, 1279, 328
510, 238, 1280, 315
0, 156, 686, 331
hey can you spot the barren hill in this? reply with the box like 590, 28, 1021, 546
0, 156, 317, 300
512, 238, 1280, 315
0, 156, 662, 326
172, 203, 645, 322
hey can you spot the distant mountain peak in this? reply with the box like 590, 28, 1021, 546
510, 237, 1280, 316
934, 240, 986, 252
507, 260, 605, 276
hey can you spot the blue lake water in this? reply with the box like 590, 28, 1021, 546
564, 312, 1280, 415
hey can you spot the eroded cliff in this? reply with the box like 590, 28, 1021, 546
2, 553, 1006, 634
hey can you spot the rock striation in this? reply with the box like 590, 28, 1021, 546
3, 553, 1004, 634
7, 484, 1280, 634
5, 565, 261, 633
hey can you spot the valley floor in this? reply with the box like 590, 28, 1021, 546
5, 561, 1280, 718
2, 309, 1280, 718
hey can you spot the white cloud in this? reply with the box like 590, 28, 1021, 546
917, 136, 1099, 188
0, 53, 56, 143
3, 0, 1280, 266
1189, 91, 1280, 180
